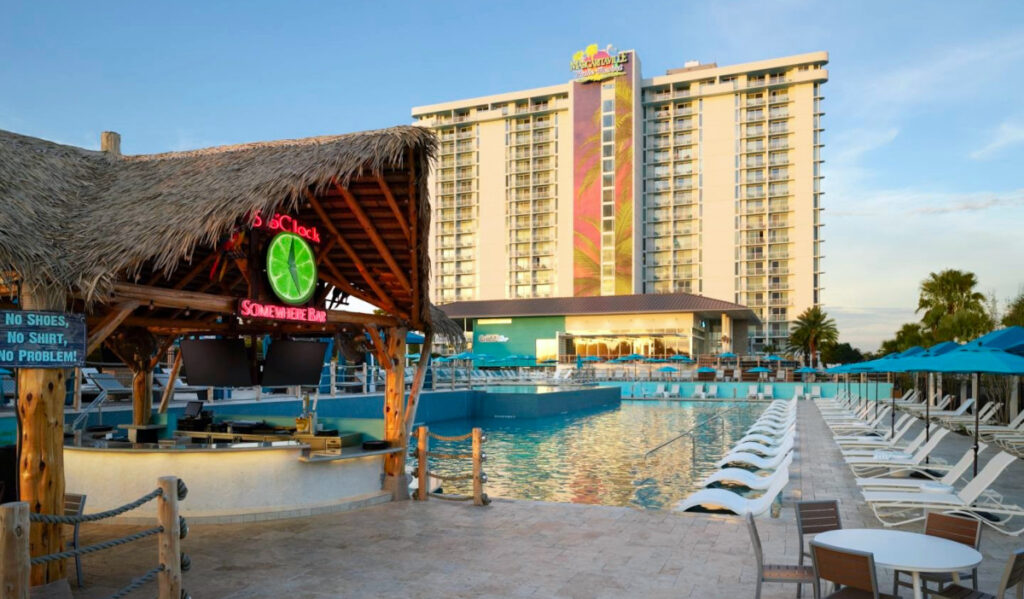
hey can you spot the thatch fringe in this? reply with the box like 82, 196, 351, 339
0, 126, 437, 326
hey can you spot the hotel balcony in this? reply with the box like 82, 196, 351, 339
746, 98, 765, 107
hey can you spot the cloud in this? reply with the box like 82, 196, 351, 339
855, 33, 1024, 117
970, 119, 1024, 160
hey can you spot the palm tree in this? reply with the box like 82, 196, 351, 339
788, 307, 839, 368
917, 269, 987, 331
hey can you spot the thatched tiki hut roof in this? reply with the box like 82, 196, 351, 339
0, 126, 461, 339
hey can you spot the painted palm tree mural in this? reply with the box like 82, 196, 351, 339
613, 72, 633, 294
573, 48, 634, 296
573, 77, 603, 296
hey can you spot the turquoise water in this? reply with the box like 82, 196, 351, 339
481, 385, 596, 394
424, 400, 763, 510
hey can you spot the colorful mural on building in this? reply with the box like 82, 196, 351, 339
572, 47, 634, 296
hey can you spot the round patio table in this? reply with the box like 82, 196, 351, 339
813, 528, 982, 599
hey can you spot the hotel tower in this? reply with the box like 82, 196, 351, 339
413, 47, 827, 351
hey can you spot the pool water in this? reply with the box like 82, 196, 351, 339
481, 385, 594, 394
423, 400, 764, 510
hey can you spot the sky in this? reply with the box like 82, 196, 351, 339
2, 1, 1023, 351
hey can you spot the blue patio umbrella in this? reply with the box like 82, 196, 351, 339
669, 355, 694, 362
793, 366, 818, 373
719, 352, 737, 359
696, 366, 716, 374
657, 366, 679, 373
767, 355, 783, 361
895, 345, 1024, 474
582, 356, 601, 362
963, 326, 1024, 354
749, 366, 772, 373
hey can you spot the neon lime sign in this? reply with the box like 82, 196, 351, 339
571, 44, 629, 83
266, 232, 318, 305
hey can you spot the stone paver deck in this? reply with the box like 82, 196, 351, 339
68, 401, 1024, 598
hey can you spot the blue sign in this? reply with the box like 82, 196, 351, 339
0, 311, 86, 368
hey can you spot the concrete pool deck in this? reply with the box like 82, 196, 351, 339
68, 400, 1024, 598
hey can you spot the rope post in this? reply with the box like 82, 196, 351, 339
0, 502, 30, 599
472, 428, 484, 506
416, 426, 429, 501
157, 477, 181, 599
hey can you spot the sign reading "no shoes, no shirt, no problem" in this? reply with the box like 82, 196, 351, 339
0, 310, 86, 368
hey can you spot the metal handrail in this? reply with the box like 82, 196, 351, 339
71, 390, 109, 432
642, 404, 747, 459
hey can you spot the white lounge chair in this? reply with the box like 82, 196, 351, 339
675, 465, 789, 515
862, 451, 1024, 534
717, 437, 795, 469
856, 443, 988, 491
758, 385, 774, 401
701, 453, 794, 490
729, 435, 796, 458
844, 428, 950, 475
840, 424, 937, 457
747, 385, 759, 400
693, 383, 706, 399
941, 401, 1001, 428
966, 410, 1024, 440
809, 385, 822, 400
791, 385, 804, 401
706, 385, 719, 399
834, 414, 915, 446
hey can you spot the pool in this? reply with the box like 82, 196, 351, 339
482, 385, 595, 394
423, 400, 763, 510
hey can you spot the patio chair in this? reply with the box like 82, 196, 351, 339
747, 385, 759, 399
810, 385, 822, 400
693, 383, 706, 399
796, 500, 843, 578
894, 512, 981, 596
86, 372, 133, 402
746, 512, 815, 599
706, 384, 718, 399
809, 541, 897, 599
716, 437, 794, 470
758, 384, 774, 400
862, 451, 1024, 534
841, 424, 938, 457
926, 398, 976, 421
64, 493, 87, 586
934, 548, 1024, 599
968, 409, 1024, 440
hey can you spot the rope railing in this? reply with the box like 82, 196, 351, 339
0, 476, 191, 599
414, 426, 490, 506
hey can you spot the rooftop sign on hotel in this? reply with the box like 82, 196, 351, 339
571, 44, 629, 83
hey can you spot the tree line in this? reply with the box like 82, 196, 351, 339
784, 269, 1024, 366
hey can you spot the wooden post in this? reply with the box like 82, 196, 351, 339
402, 334, 433, 442
361, 363, 368, 394
472, 427, 485, 506
132, 370, 153, 426
0, 502, 30, 598
158, 351, 182, 414
329, 359, 337, 396
72, 367, 82, 412
157, 477, 182, 599
16, 285, 66, 585
382, 327, 407, 499
416, 426, 428, 501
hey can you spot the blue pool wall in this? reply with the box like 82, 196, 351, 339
605, 381, 893, 400
0, 382, 886, 445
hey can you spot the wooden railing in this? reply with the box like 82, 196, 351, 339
0, 476, 189, 599
414, 427, 489, 506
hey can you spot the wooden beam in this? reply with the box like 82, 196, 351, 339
365, 325, 390, 368
86, 301, 140, 355
16, 286, 65, 585
383, 327, 408, 498
334, 183, 412, 294
113, 283, 235, 314
172, 253, 218, 290
403, 332, 432, 439
408, 148, 421, 329
303, 189, 401, 313
375, 174, 411, 242
158, 351, 182, 414
147, 336, 177, 371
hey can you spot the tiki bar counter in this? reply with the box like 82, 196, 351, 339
0, 125, 461, 570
